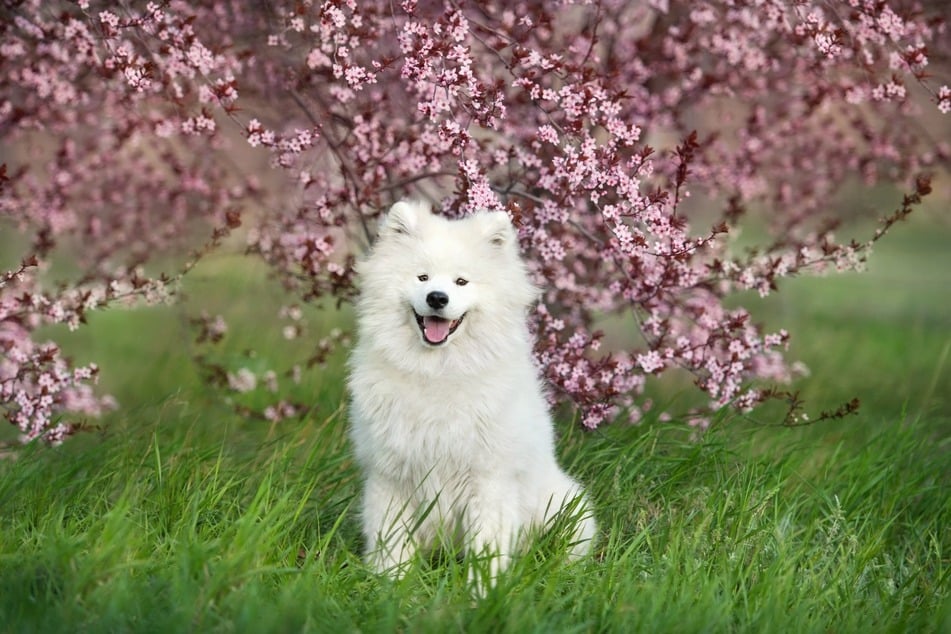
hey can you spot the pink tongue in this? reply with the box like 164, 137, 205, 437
423, 317, 452, 343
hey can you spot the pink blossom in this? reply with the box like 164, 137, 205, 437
227, 368, 257, 393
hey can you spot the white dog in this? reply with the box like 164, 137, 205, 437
348, 200, 596, 584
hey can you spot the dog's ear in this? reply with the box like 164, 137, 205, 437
478, 210, 516, 247
379, 200, 429, 238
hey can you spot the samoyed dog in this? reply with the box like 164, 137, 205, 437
348, 200, 596, 584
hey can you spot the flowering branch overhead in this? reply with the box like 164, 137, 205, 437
2, 0, 948, 440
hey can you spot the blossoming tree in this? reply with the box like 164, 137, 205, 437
1, 0, 948, 442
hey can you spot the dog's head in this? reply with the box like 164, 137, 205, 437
355, 200, 538, 369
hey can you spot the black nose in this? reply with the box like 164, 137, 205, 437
426, 291, 449, 309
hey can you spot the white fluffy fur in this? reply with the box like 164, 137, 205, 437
348, 200, 596, 583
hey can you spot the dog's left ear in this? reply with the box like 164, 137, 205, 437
479, 211, 516, 247
379, 200, 429, 238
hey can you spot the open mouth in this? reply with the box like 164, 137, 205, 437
414, 311, 465, 346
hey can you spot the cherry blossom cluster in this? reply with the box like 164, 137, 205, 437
2, 0, 260, 441
1, 259, 115, 442
191, 307, 351, 423
2, 1, 948, 441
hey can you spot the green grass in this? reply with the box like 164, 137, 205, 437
1, 222, 949, 632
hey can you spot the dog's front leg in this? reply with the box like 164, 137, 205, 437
361, 474, 419, 577
465, 477, 520, 591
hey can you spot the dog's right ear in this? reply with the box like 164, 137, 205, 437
478, 210, 517, 247
379, 200, 429, 238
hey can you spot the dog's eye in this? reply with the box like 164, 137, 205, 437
417, 274, 428, 282
455, 277, 468, 286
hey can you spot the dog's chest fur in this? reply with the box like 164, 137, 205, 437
350, 361, 532, 486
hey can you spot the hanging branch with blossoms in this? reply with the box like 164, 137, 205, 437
1, 0, 948, 442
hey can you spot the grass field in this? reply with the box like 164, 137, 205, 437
1, 219, 949, 632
